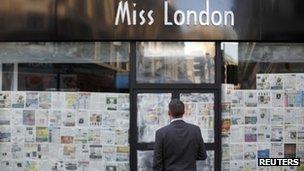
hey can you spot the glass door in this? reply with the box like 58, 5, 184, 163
130, 41, 222, 171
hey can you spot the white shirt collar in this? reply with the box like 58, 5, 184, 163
170, 117, 184, 123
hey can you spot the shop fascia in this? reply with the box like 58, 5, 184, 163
115, 0, 234, 26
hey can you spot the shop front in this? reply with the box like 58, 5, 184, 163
0, 42, 220, 170
0, 0, 304, 171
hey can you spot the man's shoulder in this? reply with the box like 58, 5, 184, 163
156, 125, 171, 134
157, 122, 200, 133
185, 122, 201, 131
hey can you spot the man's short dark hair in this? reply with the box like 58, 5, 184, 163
169, 99, 185, 118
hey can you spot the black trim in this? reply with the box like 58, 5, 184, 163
215, 42, 223, 171
129, 42, 137, 171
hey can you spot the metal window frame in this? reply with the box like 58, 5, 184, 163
129, 42, 223, 171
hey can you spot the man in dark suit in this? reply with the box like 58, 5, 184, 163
153, 99, 207, 171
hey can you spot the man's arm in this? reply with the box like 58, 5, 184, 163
153, 130, 163, 171
197, 127, 207, 160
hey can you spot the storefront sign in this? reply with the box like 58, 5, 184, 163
114, 0, 234, 26
0, 0, 303, 40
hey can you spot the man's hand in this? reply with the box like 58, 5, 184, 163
197, 127, 207, 160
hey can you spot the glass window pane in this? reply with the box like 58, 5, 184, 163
0, 42, 130, 170
137, 150, 214, 171
2, 64, 13, 90
136, 42, 215, 84
222, 42, 304, 88
137, 93, 214, 143
137, 150, 154, 171
0, 42, 130, 64
0, 42, 130, 92
221, 42, 304, 171
180, 93, 215, 143
0, 92, 130, 170
197, 151, 215, 171
137, 93, 171, 143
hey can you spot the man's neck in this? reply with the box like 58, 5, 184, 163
170, 117, 183, 123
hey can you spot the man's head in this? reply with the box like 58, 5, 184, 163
168, 99, 185, 118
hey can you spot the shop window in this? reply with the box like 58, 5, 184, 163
137, 150, 154, 171
0, 42, 131, 171
137, 93, 172, 143
137, 92, 214, 143
180, 93, 215, 143
137, 150, 214, 171
221, 42, 304, 170
0, 42, 130, 92
136, 42, 215, 84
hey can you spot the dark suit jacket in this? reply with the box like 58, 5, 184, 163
153, 120, 207, 171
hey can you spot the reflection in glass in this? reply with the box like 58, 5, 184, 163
137, 150, 214, 171
0, 42, 130, 63
136, 42, 215, 84
137, 93, 171, 143
137, 150, 154, 171
0, 42, 130, 92
222, 42, 304, 89
197, 151, 215, 171
180, 93, 215, 143
221, 42, 304, 171
137, 93, 214, 143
